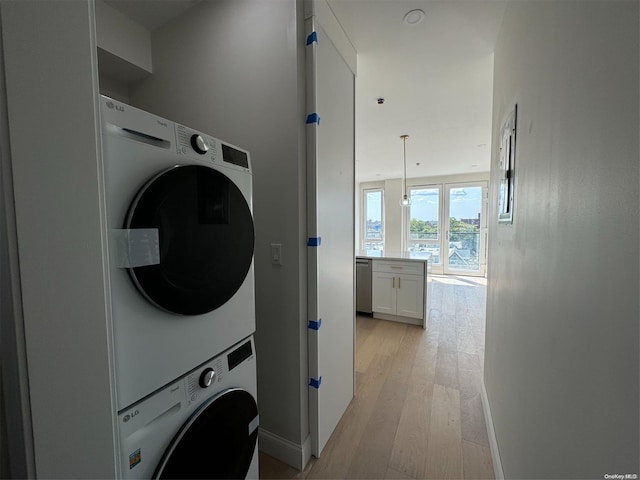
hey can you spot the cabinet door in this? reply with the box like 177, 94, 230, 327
396, 274, 424, 319
372, 272, 396, 314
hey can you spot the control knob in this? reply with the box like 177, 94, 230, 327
199, 368, 216, 388
190, 134, 208, 154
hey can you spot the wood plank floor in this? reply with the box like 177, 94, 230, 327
259, 275, 493, 480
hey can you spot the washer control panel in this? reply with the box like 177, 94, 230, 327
187, 357, 225, 404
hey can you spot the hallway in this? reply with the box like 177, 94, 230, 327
260, 275, 493, 479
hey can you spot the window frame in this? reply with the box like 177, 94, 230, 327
404, 184, 443, 264
362, 187, 385, 252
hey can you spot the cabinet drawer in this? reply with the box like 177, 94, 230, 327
372, 260, 424, 275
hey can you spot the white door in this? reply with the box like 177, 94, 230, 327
306, 12, 355, 457
395, 274, 424, 319
405, 185, 443, 266
372, 272, 396, 315
443, 183, 488, 276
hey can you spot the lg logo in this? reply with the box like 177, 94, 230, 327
106, 101, 124, 112
122, 409, 139, 423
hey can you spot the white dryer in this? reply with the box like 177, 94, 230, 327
100, 96, 256, 410
118, 336, 259, 479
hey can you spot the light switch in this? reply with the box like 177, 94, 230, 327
271, 243, 283, 265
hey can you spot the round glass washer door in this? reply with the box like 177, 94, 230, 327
153, 388, 259, 479
125, 165, 254, 315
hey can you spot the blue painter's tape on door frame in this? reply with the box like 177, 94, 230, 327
306, 113, 321, 125
308, 319, 322, 330
306, 31, 318, 45
307, 237, 321, 247
309, 377, 322, 389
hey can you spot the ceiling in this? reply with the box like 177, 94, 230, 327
327, 0, 506, 183
103, 0, 506, 184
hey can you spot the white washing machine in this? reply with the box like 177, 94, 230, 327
100, 95, 256, 411
118, 336, 259, 479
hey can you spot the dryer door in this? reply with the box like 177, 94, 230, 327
154, 388, 259, 479
125, 165, 254, 315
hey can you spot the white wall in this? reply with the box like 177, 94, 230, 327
128, 0, 311, 456
0, 1, 118, 477
94, 0, 152, 73
485, 1, 639, 478
383, 178, 404, 251
94, 0, 153, 103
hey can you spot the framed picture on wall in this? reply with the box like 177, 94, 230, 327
498, 104, 517, 224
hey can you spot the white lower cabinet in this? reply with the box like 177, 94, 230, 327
371, 272, 396, 315
395, 273, 424, 318
371, 259, 426, 326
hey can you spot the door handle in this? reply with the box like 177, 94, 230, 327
398, 277, 401, 289
392, 277, 395, 288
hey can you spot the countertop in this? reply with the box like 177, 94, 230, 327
356, 251, 431, 263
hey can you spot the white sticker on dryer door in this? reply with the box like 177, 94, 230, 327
113, 229, 160, 268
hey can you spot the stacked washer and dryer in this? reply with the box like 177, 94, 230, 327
100, 95, 259, 479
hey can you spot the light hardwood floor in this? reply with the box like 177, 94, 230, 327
259, 275, 493, 480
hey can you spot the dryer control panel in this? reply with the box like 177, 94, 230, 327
174, 123, 251, 174
175, 124, 219, 162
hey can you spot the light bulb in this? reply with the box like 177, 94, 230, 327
400, 194, 411, 207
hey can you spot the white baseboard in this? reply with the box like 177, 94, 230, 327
481, 379, 505, 480
258, 428, 312, 472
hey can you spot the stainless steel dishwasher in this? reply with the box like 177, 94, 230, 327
356, 257, 372, 313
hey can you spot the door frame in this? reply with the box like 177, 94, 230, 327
443, 181, 488, 277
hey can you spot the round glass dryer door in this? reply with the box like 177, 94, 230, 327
154, 389, 259, 479
125, 165, 254, 315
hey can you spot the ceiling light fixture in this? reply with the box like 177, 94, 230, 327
403, 9, 425, 26
399, 134, 411, 207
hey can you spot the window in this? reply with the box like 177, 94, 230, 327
446, 185, 483, 272
363, 188, 384, 253
406, 186, 441, 263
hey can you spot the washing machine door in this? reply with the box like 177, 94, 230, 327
125, 165, 254, 315
154, 388, 259, 479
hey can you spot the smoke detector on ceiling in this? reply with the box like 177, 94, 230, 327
403, 9, 425, 26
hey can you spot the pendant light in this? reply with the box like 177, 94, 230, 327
399, 134, 411, 207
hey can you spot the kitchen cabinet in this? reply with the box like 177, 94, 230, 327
372, 259, 426, 327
